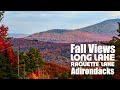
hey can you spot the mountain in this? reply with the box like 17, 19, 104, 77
25, 19, 120, 43
76, 19, 120, 35
8, 33, 29, 38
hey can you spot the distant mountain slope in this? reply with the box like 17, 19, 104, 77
25, 19, 120, 43
45, 29, 69, 34
76, 19, 120, 35
8, 33, 29, 38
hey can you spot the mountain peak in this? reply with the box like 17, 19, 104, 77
46, 29, 69, 34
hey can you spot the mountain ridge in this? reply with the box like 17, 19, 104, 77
25, 19, 120, 43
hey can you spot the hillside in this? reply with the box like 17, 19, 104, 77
9, 38, 120, 79
10, 38, 103, 66
25, 19, 120, 43
10, 38, 70, 65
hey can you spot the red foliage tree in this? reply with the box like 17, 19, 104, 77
0, 25, 17, 66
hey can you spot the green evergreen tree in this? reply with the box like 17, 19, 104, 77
19, 47, 44, 78
105, 22, 120, 60
0, 52, 17, 79
59, 71, 69, 79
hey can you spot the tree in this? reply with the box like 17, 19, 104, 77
0, 11, 18, 79
0, 11, 4, 22
59, 71, 69, 79
102, 22, 120, 79
106, 22, 120, 60
19, 47, 44, 78
0, 51, 17, 79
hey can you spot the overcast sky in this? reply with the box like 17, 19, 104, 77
1, 11, 120, 34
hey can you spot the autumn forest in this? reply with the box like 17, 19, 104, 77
0, 11, 120, 79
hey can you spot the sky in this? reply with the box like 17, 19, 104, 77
1, 11, 120, 34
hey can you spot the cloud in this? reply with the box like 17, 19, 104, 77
3, 11, 120, 34
4, 11, 85, 19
